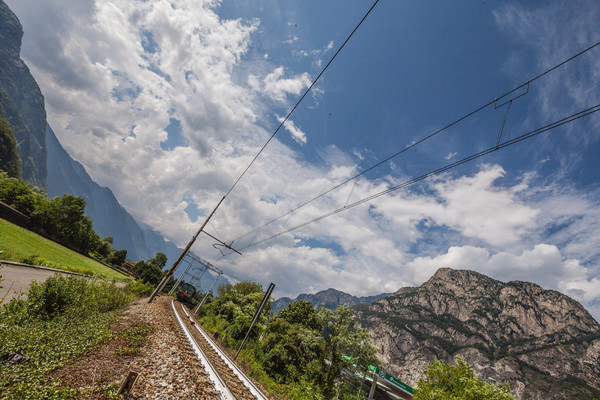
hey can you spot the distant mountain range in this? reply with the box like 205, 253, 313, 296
355, 268, 600, 399
46, 124, 181, 262
271, 287, 390, 314
0, 0, 181, 263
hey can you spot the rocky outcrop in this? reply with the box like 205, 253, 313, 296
272, 288, 390, 314
0, 0, 46, 187
355, 268, 600, 399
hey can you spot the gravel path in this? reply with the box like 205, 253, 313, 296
128, 296, 220, 399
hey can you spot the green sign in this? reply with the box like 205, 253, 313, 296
368, 365, 414, 395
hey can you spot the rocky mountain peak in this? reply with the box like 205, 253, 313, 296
356, 267, 600, 399
0, 1, 23, 59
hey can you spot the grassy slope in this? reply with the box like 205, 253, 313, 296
0, 218, 130, 281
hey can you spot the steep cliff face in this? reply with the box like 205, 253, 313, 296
0, 0, 46, 187
272, 288, 390, 314
355, 268, 600, 399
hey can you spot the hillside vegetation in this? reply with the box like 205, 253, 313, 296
0, 217, 129, 280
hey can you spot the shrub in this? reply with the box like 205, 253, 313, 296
125, 279, 155, 297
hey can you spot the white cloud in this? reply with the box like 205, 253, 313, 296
278, 117, 307, 145
6, 0, 600, 321
256, 66, 311, 103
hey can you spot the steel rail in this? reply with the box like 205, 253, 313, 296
179, 303, 270, 400
171, 300, 235, 400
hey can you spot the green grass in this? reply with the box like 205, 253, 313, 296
0, 218, 130, 281
0, 275, 134, 399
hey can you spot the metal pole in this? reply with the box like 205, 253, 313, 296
168, 258, 193, 296
190, 264, 208, 290
368, 373, 378, 400
194, 274, 221, 313
148, 196, 225, 303
235, 283, 275, 360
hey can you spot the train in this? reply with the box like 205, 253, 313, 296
176, 282, 197, 304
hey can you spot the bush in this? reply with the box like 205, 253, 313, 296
15, 274, 132, 320
125, 279, 155, 297
0, 274, 133, 398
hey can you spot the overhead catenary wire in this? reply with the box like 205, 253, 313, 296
230, 103, 600, 252
230, 39, 600, 245
148, 1, 381, 299
223, 0, 381, 199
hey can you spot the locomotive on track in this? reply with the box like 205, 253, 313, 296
176, 282, 197, 304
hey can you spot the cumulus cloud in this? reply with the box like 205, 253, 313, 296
278, 117, 307, 145
6, 0, 600, 320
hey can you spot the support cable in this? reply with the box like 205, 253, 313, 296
230, 40, 600, 245
223, 0, 381, 199
231, 103, 600, 252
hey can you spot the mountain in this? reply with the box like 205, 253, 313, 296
46, 124, 181, 262
0, 0, 46, 187
354, 268, 600, 400
271, 288, 390, 314
0, 0, 183, 263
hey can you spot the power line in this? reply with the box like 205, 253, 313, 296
149, 0, 381, 299
230, 39, 600, 245
224, 0, 381, 198
232, 103, 600, 252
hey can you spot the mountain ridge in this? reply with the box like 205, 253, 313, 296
271, 287, 390, 314
355, 267, 600, 399
0, 0, 46, 186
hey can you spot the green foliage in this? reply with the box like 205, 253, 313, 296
201, 281, 268, 342
316, 305, 380, 398
15, 274, 132, 321
200, 289, 379, 399
0, 275, 133, 399
0, 218, 130, 280
414, 357, 516, 400
0, 117, 20, 178
125, 279, 155, 297
0, 173, 130, 265
133, 252, 168, 285
0, 170, 43, 215
115, 322, 154, 356
107, 249, 127, 267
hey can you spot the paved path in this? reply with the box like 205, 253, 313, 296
0, 263, 124, 303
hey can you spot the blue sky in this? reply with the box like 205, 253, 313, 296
5, 0, 600, 319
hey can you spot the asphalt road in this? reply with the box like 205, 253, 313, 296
0, 263, 125, 303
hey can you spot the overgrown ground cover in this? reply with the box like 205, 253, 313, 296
0, 275, 136, 399
0, 218, 129, 280
196, 281, 379, 400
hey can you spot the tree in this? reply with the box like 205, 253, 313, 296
133, 252, 168, 285
0, 116, 20, 178
0, 171, 43, 215
414, 357, 516, 400
107, 249, 127, 267
32, 194, 101, 252
277, 300, 321, 331
260, 301, 325, 384
316, 306, 379, 398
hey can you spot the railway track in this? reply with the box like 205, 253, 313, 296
171, 299, 271, 400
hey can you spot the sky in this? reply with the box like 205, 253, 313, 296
5, 0, 600, 319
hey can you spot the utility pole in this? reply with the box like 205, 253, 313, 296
148, 196, 225, 303
235, 283, 275, 360
194, 274, 221, 313
167, 258, 194, 296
